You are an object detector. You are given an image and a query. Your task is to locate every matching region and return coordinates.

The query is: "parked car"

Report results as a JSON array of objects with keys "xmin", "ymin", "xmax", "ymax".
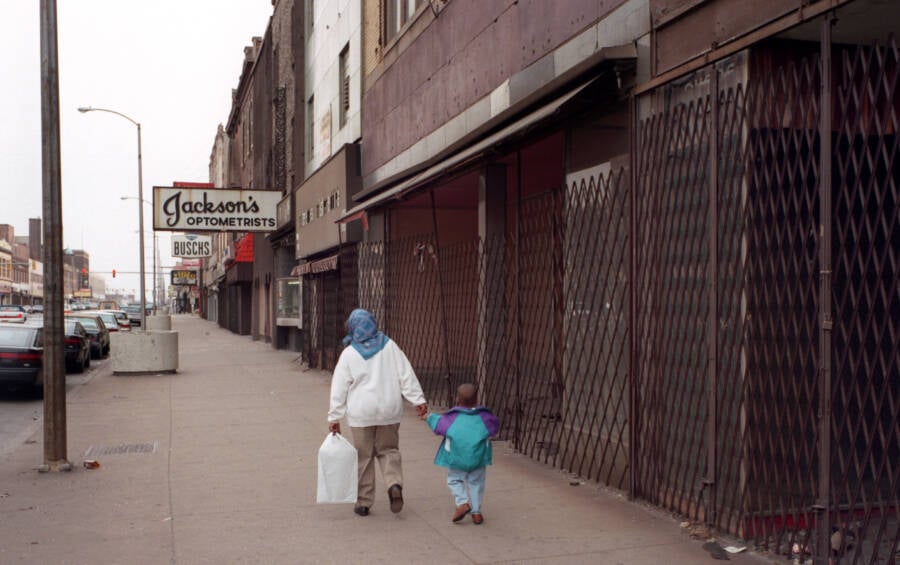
[
  {"xmin": 31, "ymin": 304, "xmax": 44, "ymax": 314},
  {"xmin": 0, "ymin": 324, "xmax": 43, "ymax": 395},
  {"xmin": 87, "ymin": 311, "xmax": 124, "ymax": 334},
  {"xmin": 122, "ymin": 304, "xmax": 143, "ymax": 328},
  {"xmin": 0, "ymin": 305, "xmax": 29, "ymax": 323},
  {"xmin": 66, "ymin": 314, "xmax": 109, "ymax": 359},
  {"xmin": 64, "ymin": 319, "xmax": 91, "ymax": 373},
  {"xmin": 101, "ymin": 310, "xmax": 132, "ymax": 332}
]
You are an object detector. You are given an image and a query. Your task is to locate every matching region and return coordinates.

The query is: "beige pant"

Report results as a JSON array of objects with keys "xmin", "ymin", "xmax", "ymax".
[{"xmin": 351, "ymin": 424, "xmax": 402, "ymax": 508}]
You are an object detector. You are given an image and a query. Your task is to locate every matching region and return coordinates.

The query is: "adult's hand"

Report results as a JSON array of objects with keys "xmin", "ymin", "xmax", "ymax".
[
  {"xmin": 415, "ymin": 403, "xmax": 428, "ymax": 419},
  {"xmin": 328, "ymin": 422, "xmax": 341, "ymax": 435}
]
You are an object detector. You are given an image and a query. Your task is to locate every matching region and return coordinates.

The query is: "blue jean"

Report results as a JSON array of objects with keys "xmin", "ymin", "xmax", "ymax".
[{"xmin": 447, "ymin": 467, "xmax": 486, "ymax": 513}]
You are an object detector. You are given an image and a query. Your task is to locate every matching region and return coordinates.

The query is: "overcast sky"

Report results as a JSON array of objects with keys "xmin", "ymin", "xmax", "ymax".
[{"xmin": 0, "ymin": 1, "xmax": 273, "ymax": 300}]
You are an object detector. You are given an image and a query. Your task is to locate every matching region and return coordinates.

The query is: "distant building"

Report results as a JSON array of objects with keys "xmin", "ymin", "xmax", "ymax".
[
  {"xmin": 28, "ymin": 218, "xmax": 41, "ymax": 260},
  {"xmin": 0, "ymin": 239, "xmax": 11, "ymax": 305},
  {"xmin": 0, "ymin": 225, "xmax": 34, "ymax": 305},
  {"xmin": 208, "ymin": 0, "xmax": 304, "ymax": 347},
  {"xmin": 12, "ymin": 243, "xmax": 29, "ymax": 304},
  {"xmin": 90, "ymin": 274, "xmax": 106, "ymax": 298}
]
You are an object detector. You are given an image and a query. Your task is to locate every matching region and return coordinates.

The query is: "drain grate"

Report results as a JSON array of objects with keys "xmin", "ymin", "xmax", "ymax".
[{"xmin": 84, "ymin": 442, "xmax": 158, "ymax": 458}]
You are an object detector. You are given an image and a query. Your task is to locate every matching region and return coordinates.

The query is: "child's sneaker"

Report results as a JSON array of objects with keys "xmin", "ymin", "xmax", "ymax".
[{"xmin": 471, "ymin": 513, "xmax": 484, "ymax": 525}]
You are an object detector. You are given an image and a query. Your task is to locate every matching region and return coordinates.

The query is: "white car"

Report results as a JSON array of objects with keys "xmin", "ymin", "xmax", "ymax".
[
  {"xmin": 101, "ymin": 310, "xmax": 132, "ymax": 331},
  {"xmin": 0, "ymin": 305, "xmax": 28, "ymax": 323}
]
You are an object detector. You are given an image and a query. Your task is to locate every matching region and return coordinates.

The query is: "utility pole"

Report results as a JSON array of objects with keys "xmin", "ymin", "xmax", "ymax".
[{"xmin": 39, "ymin": 0, "xmax": 71, "ymax": 472}]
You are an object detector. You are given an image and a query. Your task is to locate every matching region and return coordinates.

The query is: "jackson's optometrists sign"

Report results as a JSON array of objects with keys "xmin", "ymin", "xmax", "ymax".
[{"xmin": 153, "ymin": 186, "xmax": 281, "ymax": 232}]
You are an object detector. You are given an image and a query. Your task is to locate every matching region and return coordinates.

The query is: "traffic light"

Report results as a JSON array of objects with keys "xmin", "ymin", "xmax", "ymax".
[{"xmin": 112, "ymin": 269, "xmax": 116, "ymax": 278}]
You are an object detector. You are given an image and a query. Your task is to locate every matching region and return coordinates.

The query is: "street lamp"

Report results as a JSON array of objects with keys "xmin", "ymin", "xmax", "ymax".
[
  {"xmin": 78, "ymin": 106, "xmax": 146, "ymax": 329},
  {"xmin": 122, "ymin": 196, "xmax": 158, "ymax": 315}
]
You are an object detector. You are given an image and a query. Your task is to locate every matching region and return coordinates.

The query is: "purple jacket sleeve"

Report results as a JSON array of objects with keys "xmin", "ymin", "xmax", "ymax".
[
  {"xmin": 432, "ymin": 411, "xmax": 459, "ymax": 437},
  {"xmin": 480, "ymin": 411, "xmax": 500, "ymax": 437}
]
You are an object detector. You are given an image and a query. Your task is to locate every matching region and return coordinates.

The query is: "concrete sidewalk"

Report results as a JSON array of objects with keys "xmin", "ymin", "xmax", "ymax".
[{"xmin": 0, "ymin": 316, "xmax": 772, "ymax": 564}]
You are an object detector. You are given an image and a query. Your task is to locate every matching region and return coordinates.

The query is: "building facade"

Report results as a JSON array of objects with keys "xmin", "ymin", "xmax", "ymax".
[
  {"xmin": 294, "ymin": 0, "xmax": 364, "ymax": 369},
  {"xmin": 0, "ymin": 239, "xmax": 12, "ymax": 304},
  {"xmin": 339, "ymin": 1, "xmax": 897, "ymax": 564},
  {"xmin": 207, "ymin": 0, "xmax": 305, "ymax": 345},
  {"xmin": 203, "ymin": 1, "xmax": 897, "ymax": 562},
  {"xmin": 204, "ymin": 125, "xmax": 231, "ymax": 325}
]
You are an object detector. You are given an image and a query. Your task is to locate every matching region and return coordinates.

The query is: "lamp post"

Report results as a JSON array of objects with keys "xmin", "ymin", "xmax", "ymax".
[
  {"xmin": 122, "ymin": 196, "xmax": 157, "ymax": 315},
  {"xmin": 78, "ymin": 106, "xmax": 146, "ymax": 329}
]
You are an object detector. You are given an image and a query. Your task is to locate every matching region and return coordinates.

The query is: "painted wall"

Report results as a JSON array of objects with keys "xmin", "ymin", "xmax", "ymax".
[
  {"xmin": 296, "ymin": 145, "xmax": 362, "ymax": 258},
  {"xmin": 361, "ymin": 0, "xmax": 631, "ymax": 181},
  {"xmin": 305, "ymin": 0, "xmax": 362, "ymax": 177},
  {"xmin": 648, "ymin": 0, "xmax": 844, "ymax": 75}
]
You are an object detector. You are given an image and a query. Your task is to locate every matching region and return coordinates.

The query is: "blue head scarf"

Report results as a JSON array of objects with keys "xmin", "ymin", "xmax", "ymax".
[{"xmin": 342, "ymin": 309, "xmax": 388, "ymax": 360}]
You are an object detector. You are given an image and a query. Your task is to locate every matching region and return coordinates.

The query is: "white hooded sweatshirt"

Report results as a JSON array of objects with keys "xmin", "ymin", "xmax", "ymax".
[{"xmin": 328, "ymin": 339, "xmax": 426, "ymax": 427}]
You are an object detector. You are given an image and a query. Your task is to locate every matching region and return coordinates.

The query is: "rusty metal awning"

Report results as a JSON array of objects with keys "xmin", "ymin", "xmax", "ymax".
[{"xmin": 290, "ymin": 254, "xmax": 339, "ymax": 276}]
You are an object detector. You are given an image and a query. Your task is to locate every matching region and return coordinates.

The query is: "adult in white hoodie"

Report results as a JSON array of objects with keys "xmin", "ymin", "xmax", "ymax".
[{"xmin": 328, "ymin": 309, "xmax": 427, "ymax": 516}]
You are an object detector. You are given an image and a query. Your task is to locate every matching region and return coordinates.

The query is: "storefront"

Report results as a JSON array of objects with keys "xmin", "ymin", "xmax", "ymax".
[
  {"xmin": 270, "ymin": 192, "xmax": 301, "ymax": 351},
  {"xmin": 222, "ymin": 234, "xmax": 254, "ymax": 335},
  {"xmin": 295, "ymin": 143, "xmax": 364, "ymax": 369}
]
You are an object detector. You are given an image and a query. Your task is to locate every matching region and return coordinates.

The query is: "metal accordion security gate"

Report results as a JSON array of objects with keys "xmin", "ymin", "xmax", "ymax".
[
  {"xmin": 348, "ymin": 27, "xmax": 896, "ymax": 565},
  {"xmin": 634, "ymin": 29, "xmax": 898, "ymax": 565}
]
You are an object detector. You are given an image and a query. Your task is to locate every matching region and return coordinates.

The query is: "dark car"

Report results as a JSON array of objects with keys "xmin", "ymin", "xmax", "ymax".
[
  {"xmin": 67, "ymin": 314, "xmax": 109, "ymax": 359},
  {"xmin": 0, "ymin": 324, "xmax": 43, "ymax": 395},
  {"xmin": 64, "ymin": 319, "xmax": 91, "ymax": 373},
  {"xmin": 122, "ymin": 304, "xmax": 142, "ymax": 328}
]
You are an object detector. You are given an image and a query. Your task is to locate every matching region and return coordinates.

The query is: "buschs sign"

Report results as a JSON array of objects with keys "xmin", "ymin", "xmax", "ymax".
[
  {"xmin": 171, "ymin": 234, "xmax": 212, "ymax": 258},
  {"xmin": 153, "ymin": 186, "xmax": 281, "ymax": 232},
  {"xmin": 171, "ymin": 269, "xmax": 198, "ymax": 286}
]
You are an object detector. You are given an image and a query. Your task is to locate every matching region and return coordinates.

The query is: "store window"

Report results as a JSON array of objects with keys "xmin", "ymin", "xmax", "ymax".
[{"xmin": 276, "ymin": 277, "xmax": 302, "ymax": 327}]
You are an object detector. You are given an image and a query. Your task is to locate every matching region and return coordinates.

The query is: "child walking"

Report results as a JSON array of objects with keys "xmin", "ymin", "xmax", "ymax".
[{"xmin": 423, "ymin": 383, "xmax": 500, "ymax": 524}]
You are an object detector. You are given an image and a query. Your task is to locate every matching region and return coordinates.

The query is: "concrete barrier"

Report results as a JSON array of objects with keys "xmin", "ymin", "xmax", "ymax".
[
  {"xmin": 110, "ymin": 330, "xmax": 179, "ymax": 374},
  {"xmin": 146, "ymin": 315, "xmax": 172, "ymax": 331}
]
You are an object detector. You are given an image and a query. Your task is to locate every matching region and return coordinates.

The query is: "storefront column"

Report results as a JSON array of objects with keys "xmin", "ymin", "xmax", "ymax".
[{"xmin": 477, "ymin": 164, "xmax": 507, "ymax": 401}]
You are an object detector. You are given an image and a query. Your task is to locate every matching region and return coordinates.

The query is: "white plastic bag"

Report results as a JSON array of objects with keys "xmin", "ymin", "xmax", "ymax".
[{"xmin": 316, "ymin": 433, "xmax": 358, "ymax": 504}]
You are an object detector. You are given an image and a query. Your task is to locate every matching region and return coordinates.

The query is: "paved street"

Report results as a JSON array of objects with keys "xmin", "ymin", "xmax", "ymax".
[
  {"xmin": 0, "ymin": 358, "xmax": 100, "ymax": 457},
  {"xmin": 0, "ymin": 315, "xmax": 774, "ymax": 564}
]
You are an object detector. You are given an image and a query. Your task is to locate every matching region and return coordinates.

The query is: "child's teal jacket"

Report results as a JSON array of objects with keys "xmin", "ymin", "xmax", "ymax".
[{"xmin": 426, "ymin": 407, "xmax": 500, "ymax": 472}]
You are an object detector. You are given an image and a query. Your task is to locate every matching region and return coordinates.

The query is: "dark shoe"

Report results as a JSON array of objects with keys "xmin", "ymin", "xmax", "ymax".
[
  {"xmin": 388, "ymin": 484, "xmax": 403, "ymax": 513},
  {"xmin": 452, "ymin": 503, "xmax": 471, "ymax": 522},
  {"xmin": 471, "ymin": 512, "xmax": 484, "ymax": 525},
  {"xmin": 354, "ymin": 506, "xmax": 369, "ymax": 517}
]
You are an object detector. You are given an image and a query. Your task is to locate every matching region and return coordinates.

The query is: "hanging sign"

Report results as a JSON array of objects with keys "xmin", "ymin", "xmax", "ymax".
[
  {"xmin": 171, "ymin": 234, "xmax": 212, "ymax": 258},
  {"xmin": 153, "ymin": 186, "xmax": 281, "ymax": 232},
  {"xmin": 171, "ymin": 269, "xmax": 198, "ymax": 286}
]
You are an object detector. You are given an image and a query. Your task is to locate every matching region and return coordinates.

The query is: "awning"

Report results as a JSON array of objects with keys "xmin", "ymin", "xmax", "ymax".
[
  {"xmin": 338, "ymin": 59, "xmax": 630, "ymax": 223},
  {"xmin": 290, "ymin": 253, "xmax": 339, "ymax": 277},
  {"xmin": 234, "ymin": 233, "xmax": 254, "ymax": 262}
]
